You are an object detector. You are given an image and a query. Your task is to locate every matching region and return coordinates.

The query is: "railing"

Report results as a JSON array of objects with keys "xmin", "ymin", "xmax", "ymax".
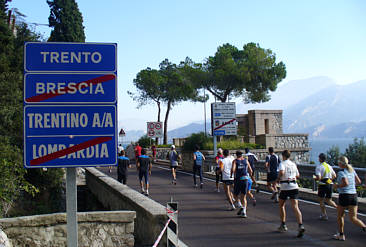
[{"xmin": 201, "ymin": 155, "xmax": 366, "ymax": 195}]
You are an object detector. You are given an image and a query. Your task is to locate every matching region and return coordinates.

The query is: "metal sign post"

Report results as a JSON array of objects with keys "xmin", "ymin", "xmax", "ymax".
[{"xmin": 66, "ymin": 168, "xmax": 78, "ymax": 247}]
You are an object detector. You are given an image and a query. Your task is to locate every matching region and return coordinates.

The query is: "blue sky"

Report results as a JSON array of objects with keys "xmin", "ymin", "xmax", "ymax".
[{"xmin": 10, "ymin": 0, "xmax": 366, "ymax": 132}]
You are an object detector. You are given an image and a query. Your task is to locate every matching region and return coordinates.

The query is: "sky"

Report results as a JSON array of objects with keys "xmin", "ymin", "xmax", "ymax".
[{"xmin": 10, "ymin": 0, "xmax": 366, "ymax": 133}]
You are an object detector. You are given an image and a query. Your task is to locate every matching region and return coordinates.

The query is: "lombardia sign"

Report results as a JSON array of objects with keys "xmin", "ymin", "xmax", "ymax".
[{"xmin": 24, "ymin": 42, "xmax": 117, "ymax": 168}]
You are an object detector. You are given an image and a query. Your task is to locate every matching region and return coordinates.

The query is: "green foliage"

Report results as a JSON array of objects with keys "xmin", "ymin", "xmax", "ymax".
[
  {"xmin": 326, "ymin": 145, "xmax": 340, "ymax": 166},
  {"xmin": 182, "ymin": 133, "xmax": 261, "ymax": 151},
  {"xmin": 344, "ymin": 138, "xmax": 366, "ymax": 168},
  {"xmin": 47, "ymin": 0, "xmax": 85, "ymax": 42},
  {"xmin": 131, "ymin": 59, "xmax": 207, "ymax": 144},
  {"xmin": 183, "ymin": 132, "xmax": 211, "ymax": 151},
  {"xmin": 182, "ymin": 43, "xmax": 286, "ymax": 103},
  {"xmin": 137, "ymin": 135, "xmax": 153, "ymax": 148},
  {"xmin": 0, "ymin": 137, "xmax": 38, "ymax": 217},
  {"xmin": 0, "ymin": 5, "xmax": 13, "ymax": 73},
  {"xmin": 204, "ymin": 139, "xmax": 261, "ymax": 151}
]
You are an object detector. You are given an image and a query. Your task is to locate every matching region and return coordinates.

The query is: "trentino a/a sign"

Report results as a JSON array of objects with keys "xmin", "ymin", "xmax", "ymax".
[
  {"xmin": 24, "ymin": 42, "xmax": 117, "ymax": 168},
  {"xmin": 211, "ymin": 102, "xmax": 237, "ymax": 136}
]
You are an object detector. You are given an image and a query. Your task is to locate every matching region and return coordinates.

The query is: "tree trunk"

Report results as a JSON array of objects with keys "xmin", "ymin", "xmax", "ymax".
[
  {"xmin": 163, "ymin": 100, "xmax": 172, "ymax": 144},
  {"xmin": 156, "ymin": 101, "xmax": 161, "ymax": 144}
]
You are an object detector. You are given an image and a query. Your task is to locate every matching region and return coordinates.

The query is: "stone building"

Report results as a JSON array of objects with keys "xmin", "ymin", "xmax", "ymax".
[{"xmin": 237, "ymin": 110, "xmax": 310, "ymax": 163}]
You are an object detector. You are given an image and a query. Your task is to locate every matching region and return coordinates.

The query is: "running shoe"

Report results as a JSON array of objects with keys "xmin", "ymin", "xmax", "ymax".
[
  {"xmin": 194, "ymin": 184, "xmax": 198, "ymax": 188},
  {"xmin": 216, "ymin": 188, "xmax": 220, "ymax": 192},
  {"xmin": 333, "ymin": 233, "xmax": 345, "ymax": 241},
  {"xmin": 270, "ymin": 193, "xmax": 275, "ymax": 200},
  {"xmin": 200, "ymin": 183, "xmax": 203, "ymax": 189},
  {"xmin": 278, "ymin": 224, "xmax": 288, "ymax": 232},
  {"xmin": 252, "ymin": 198, "xmax": 257, "ymax": 207},
  {"xmin": 237, "ymin": 207, "xmax": 243, "ymax": 215},
  {"xmin": 173, "ymin": 179, "xmax": 177, "ymax": 185},
  {"xmin": 319, "ymin": 214, "xmax": 328, "ymax": 221},
  {"xmin": 145, "ymin": 191, "xmax": 149, "ymax": 197},
  {"xmin": 235, "ymin": 201, "xmax": 243, "ymax": 208},
  {"xmin": 228, "ymin": 204, "xmax": 236, "ymax": 211},
  {"xmin": 297, "ymin": 225, "xmax": 305, "ymax": 238},
  {"xmin": 274, "ymin": 193, "xmax": 279, "ymax": 203}
]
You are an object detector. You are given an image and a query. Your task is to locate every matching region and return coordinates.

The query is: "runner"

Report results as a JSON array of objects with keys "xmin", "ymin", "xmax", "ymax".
[
  {"xmin": 117, "ymin": 150, "xmax": 131, "ymax": 185},
  {"xmin": 245, "ymin": 148, "xmax": 258, "ymax": 173},
  {"xmin": 245, "ymin": 148, "xmax": 258, "ymax": 205},
  {"xmin": 277, "ymin": 150, "xmax": 305, "ymax": 238},
  {"xmin": 333, "ymin": 156, "xmax": 366, "ymax": 241},
  {"xmin": 265, "ymin": 147, "xmax": 281, "ymax": 203},
  {"xmin": 215, "ymin": 148, "xmax": 224, "ymax": 192},
  {"xmin": 193, "ymin": 145, "xmax": 205, "ymax": 188},
  {"xmin": 314, "ymin": 153, "xmax": 337, "ymax": 220},
  {"xmin": 151, "ymin": 144, "xmax": 157, "ymax": 161},
  {"xmin": 134, "ymin": 142, "xmax": 142, "ymax": 163},
  {"xmin": 167, "ymin": 145, "xmax": 180, "ymax": 185},
  {"xmin": 219, "ymin": 149, "xmax": 235, "ymax": 210},
  {"xmin": 232, "ymin": 151, "xmax": 254, "ymax": 218},
  {"xmin": 136, "ymin": 148, "xmax": 152, "ymax": 196}
]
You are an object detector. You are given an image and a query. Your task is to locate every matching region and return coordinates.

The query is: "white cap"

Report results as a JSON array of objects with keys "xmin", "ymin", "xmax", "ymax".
[{"xmin": 171, "ymin": 145, "xmax": 175, "ymax": 149}]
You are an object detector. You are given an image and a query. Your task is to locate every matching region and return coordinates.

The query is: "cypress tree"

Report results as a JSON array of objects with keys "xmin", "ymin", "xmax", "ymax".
[
  {"xmin": 47, "ymin": 0, "xmax": 86, "ymax": 42},
  {"xmin": 0, "ymin": 0, "xmax": 13, "ymax": 72}
]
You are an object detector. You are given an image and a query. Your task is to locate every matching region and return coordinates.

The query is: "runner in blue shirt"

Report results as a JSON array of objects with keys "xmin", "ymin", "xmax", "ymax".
[
  {"xmin": 333, "ymin": 156, "xmax": 366, "ymax": 241},
  {"xmin": 117, "ymin": 150, "xmax": 131, "ymax": 184},
  {"xmin": 137, "ymin": 148, "xmax": 152, "ymax": 196},
  {"xmin": 193, "ymin": 145, "xmax": 205, "ymax": 189},
  {"xmin": 265, "ymin": 147, "xmax": 281, "ymax": 203}
]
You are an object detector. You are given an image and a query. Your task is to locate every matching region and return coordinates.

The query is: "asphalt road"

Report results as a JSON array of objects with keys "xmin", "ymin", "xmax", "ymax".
[{"xmin": 99, "ymin": 164, "xmax": 366, "ymax": 247}]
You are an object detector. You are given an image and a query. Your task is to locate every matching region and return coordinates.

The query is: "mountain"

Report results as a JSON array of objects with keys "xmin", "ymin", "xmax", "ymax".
[
  {"xmin": 284, "ymin": 79, "xmax": 366, "ymax": 134},
  {"xmin": 167, "ymin": 122, "xmax": 211, "ymax": 142},
  {"xmin": 301, "ymin": 121, "xmax": 366, "ymax": 139},
  {"xmin": 237, "ymin": 76, "xmax": 336, "ymax": 112}
]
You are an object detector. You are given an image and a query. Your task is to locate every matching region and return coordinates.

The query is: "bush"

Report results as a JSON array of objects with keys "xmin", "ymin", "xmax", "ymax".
[
  {"xmin": 183, "ymin": 132, "xmax": 211, "ymax": 151},
  {"xmin": 326, "ymin": 145, "xmax": 340, "ymax": 166},
  {"xmin": 183, "ymin": 132, "xmax": 262, "ymax": 151},
  {"xmin": 344, "ymin": 138, "xmax": 366, "ymax": 168},
  {"xmin": 137, "ymin": 135, "xmax": 153, "ymax": 148}
]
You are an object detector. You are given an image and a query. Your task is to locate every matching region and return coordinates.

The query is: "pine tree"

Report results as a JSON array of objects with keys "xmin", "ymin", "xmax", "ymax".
[{"xmin": 47, "ymin": 0, "xmax": 86, "ymax": 42}]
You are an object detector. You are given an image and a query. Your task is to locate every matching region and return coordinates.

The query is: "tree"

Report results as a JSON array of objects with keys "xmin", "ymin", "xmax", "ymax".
[
  {"xmin": 128, "ymin": 68, "xmax": 164, "ymax": 122},
  {"xmin": 326, "ymin": 145, "xmax": 340, "ymax": 166},
  {"xmin": 0, "ymin": 0, "xmax": 13, "ymax": 73},
  {"xmin": 344, "ymin": 138, "xmax": 366, "ymax": 168},
  {"xmin": 183, "ymin": 43, "xmax": 286, "ymax": 103},
  {"xmin": 47, "ymin": 0, "xmax": 85, "ymax": 42},
  {"xmin": 131, "ymin": 59, "xmax": 207, "ymax": 144}
]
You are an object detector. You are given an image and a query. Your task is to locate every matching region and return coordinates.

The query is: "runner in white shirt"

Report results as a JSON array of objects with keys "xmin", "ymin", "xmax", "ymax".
[
  {"xmin": 277, "ymin": 150, "xmax": 305, "ymax": 238},
  {"xmin": 219, "ymin": 149, "xmax": 235, "ymax": 210}
]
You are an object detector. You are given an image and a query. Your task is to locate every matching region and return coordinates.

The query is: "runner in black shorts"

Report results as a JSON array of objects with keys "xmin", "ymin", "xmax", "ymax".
[
  {"xmin": 333, "ymin": 156, "xmax": 366, "ymax": 241},
  {"xmin": 277, "ymin": 150, "xmax": 305, "ymax": 238}
]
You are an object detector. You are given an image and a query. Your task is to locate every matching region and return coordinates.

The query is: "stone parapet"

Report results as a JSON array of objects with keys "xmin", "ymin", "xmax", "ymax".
[
  {"xmin": 0, "ymin": 211, "xmax": 135, "ymax": 247},
  {"xmin": 85, "ymin": 167, "xmax": 168, "ymax": 247}
]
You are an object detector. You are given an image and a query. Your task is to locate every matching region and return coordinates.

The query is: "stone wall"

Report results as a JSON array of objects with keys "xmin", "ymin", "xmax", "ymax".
[
  {"xmin": 85, "ymin": 167, "xmax": 168, "ymax": 247},
  {"xmin": 0, "ymin": 211, "xmax": 135, "ymax": 247},
  {"xmin": 274, "ymin": 134, "xmax": 309, "ymax": 149}
]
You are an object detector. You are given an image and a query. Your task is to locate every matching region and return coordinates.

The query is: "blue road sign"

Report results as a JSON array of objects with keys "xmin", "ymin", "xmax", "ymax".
[
  {"xmin": 213, "ymin": 130, "xmax": 225, "ymax": 136},
  {"xmin": 24, "ymin": 105, "xmax": 117, "ymax": 168},
  {"xmin": 24, "ymin": 42, "xmax": 116, "ymax": 72},
  {"xmin": 24, "ymin": 73, "xmax": 117, "ymax": 104}
]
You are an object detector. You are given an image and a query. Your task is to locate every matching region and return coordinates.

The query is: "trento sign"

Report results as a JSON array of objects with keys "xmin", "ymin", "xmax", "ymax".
[
  {"xmin": 24, "ymin": 42, "xmax": 116, "ymax": 72},
  {"xmin": 24, "ymin": 42, "xmax": 117, "ymax": 168}
]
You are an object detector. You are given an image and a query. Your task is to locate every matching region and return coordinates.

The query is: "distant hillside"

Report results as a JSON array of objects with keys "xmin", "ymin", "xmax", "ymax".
[
  {"xmin": 238, "ymin": 76, "xmax": 336, "ymax": 112},
  {"xmin": 284, "ymin": 79, "xmax": 366, "ymax": 134},
  {"xmin": 167, "ymin": 122, "xmax": 211, "ymax": 142},
  {"xmin": 302, "ymin": 121, "xmax": 366, "ymax": 139}
]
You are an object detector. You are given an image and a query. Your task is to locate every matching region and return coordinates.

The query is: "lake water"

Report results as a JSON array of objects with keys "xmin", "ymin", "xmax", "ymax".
[{"xmin": 309, "ymin": 138, "xmax": 355, "ymax": 162}]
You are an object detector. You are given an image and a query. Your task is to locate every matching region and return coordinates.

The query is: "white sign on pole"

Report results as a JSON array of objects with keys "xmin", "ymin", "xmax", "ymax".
[
  {"xmin": 211, "ymin": 102, "xmax": 237, "ymax": 136},
  {"xmin": 147, "ymin": 122, "xmax": 163, "ymax": 138}
]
